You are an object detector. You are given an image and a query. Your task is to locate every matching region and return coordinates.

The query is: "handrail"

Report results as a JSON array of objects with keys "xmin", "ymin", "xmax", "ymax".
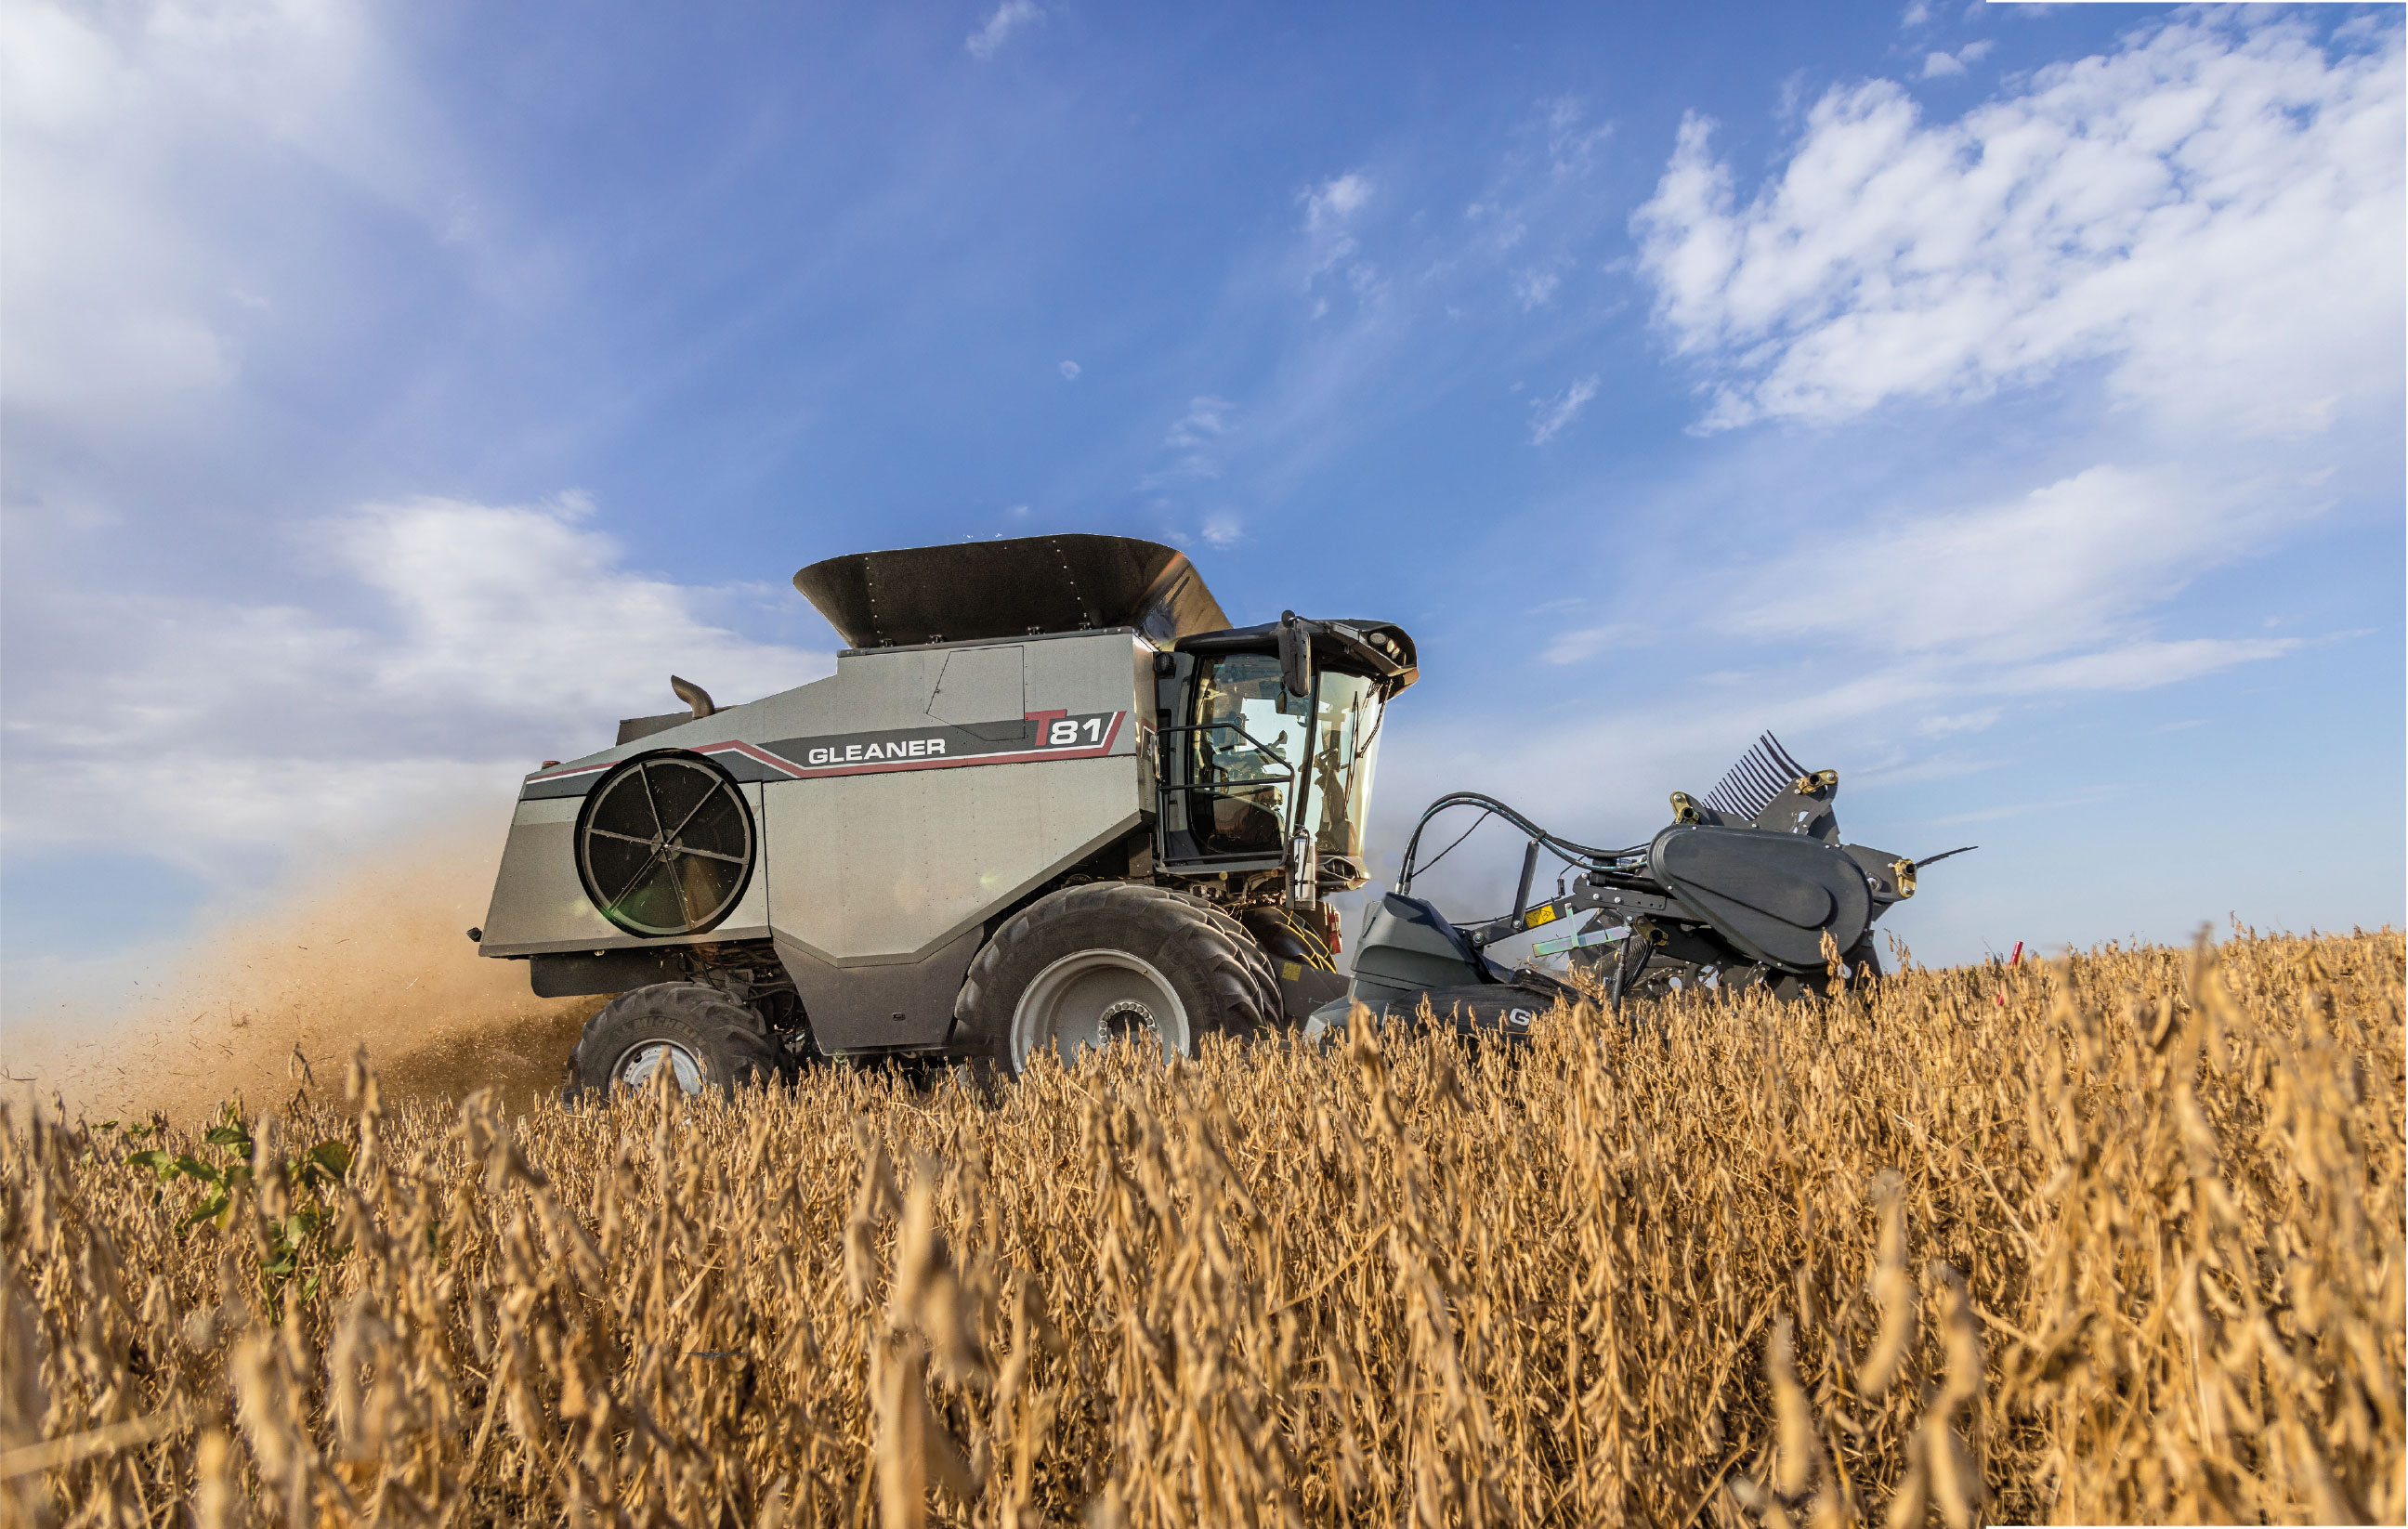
[{"xmin": 1155, "ymin": 719, "xmax": 1301, "ymax": 791}]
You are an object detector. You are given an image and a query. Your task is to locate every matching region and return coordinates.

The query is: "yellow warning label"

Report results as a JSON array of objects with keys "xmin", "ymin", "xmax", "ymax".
[
  {"xmin": 1526, "ymin": 904, "xmax": 1558, "ymax": 928},
  {"xmin": 1280, "ymin": 961, "xmax": 1303, "ymax": 981}
]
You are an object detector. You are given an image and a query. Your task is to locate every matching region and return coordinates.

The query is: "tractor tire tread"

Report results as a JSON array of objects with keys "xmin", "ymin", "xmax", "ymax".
[{"xmin": 569, "ymin": 981, "xmax": 779, "ymax": 1095}]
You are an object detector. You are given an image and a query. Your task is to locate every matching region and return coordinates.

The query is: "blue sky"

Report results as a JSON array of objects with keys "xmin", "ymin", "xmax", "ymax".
[{"xmin": 3, "ymin": 1, "xmax": 2401, "ymax": 1006}]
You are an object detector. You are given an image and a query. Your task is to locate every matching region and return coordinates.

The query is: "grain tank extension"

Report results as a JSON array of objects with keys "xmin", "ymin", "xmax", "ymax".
[{"xmin": 475, "ymin": 534, "xmax": 1414, "ymax": 1089}]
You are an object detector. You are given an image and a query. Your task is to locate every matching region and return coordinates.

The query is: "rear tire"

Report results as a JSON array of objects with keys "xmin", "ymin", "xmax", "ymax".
[
  {"xmin": 955, "ymin": 883, "xmax": 1280, "ymax": 1078},
  {"xmin": 568, "ymin": 982, "xmax": 780, "ymax": 1096}
]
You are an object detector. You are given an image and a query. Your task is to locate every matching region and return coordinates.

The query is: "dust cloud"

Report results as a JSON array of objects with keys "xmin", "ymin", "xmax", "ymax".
[{"xmin": 2, "ymin": 815, "xmax": 602, "ymax": 1125}]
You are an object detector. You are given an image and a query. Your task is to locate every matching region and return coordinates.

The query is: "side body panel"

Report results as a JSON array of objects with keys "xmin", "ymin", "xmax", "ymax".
[
  {"xmin": 480, "ymin": 785, "xmax": 771, "ymax": 957},
  {"xmin": 762, "ymin": 752, "xmax": 1143, "ymax": 964},
  {"xmin": 480, "ymin": 629, "xmax": 1156, "ymax": 1050}
]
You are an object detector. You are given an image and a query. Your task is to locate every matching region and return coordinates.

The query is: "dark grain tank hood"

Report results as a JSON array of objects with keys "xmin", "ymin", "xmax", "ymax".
[{"xmin": 794, "ymin": 533, "xmax": 1233, "ymax": 650}]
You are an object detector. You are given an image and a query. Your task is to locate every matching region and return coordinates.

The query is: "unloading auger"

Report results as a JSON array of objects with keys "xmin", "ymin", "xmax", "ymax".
[{"xmin": 1311, "ymin": 734, "xmax": 1974, "ymax": 1035}]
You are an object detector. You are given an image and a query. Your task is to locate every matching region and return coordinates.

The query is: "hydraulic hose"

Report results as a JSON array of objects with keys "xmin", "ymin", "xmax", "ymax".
[{"xmin": 1394, "ymin": 792, "xmax": 1645, "ymax": 895}]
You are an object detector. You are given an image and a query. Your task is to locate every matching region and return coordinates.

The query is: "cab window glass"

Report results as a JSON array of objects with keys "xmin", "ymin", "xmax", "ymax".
[
  {"xmin": 1188, "ymin": 655, "xmax": 1307, "ymax": 856},
  {"xmin": 1308, "ymin": 672, "xmax": 1383, "ymax": 864}
]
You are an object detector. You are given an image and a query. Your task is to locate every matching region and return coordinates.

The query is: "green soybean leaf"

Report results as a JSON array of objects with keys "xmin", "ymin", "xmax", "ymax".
[{"xmin": 305, "ymin": 1142, "xmax": 352, "ymax": 1180}]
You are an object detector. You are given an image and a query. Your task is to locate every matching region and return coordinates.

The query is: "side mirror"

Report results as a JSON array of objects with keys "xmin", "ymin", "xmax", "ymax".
[{"xmin": 1277, "ymin": 610, "xmax": 1313, "ymax": 700}]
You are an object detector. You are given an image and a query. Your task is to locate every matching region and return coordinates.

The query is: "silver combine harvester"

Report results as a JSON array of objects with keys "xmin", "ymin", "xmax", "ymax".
[
  {"xmin": 475, "ymin": 534, "xmax": 1405, "ymax": 1090},
  {"xmin": 473, "ymin": 533, "xmax": 1963, "ymax": 1091}
]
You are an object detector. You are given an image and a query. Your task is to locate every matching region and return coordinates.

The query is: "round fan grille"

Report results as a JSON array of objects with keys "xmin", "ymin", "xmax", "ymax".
[{"xmin": 575, "ymin": 752, "xmax": 755, "ymax": 937}]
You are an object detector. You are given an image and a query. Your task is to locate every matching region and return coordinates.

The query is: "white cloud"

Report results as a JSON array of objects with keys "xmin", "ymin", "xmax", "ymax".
[
  {"xmin": 1200, "ymin": 515, "xmax": 1244, "ymax": 550},
  {"xmin": 1058, "ymin": 359, "xmax": 1080, "ymax": 380},
  {"xmin": 1528, "ymin": 374, "xmax": 1599, "ymax": 444},
  {"xmin": 1304, "ymin": 172, "xmax": 1373, "ymax": 229},
  {"xmin": 965, "ymin": 0, "xmax": 1042, "ymax": 61},
  {"xmin": 1632, "ymin": 15, "xmax": 2405, "ymax": 436},
  {"xmin": 0, "ymin": 496, "xmax": 831, "ymax": 880},
  {"xmin": 1922, "ymin": 39, "xmax": 1994, "ymax": 79}
]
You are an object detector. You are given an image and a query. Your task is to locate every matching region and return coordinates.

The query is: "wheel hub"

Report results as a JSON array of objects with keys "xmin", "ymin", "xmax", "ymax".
[
  {"xmin": 1011, "ymin": 949, "xmax": 1192, "ymax": 1072},
  {"xmin": 614, "ymin": 1039, "xmax": 702, "ymax": 1095}
]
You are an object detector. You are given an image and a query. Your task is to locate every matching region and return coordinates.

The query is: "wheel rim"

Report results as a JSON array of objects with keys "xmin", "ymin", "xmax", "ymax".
[
  {"xmin": 614, "ymin": 1039, "xmax": 703, "ymax": 1094},
  {"xmin": 1010, "ymin": 949, "xmax": 1191, "ymax": 1072}
]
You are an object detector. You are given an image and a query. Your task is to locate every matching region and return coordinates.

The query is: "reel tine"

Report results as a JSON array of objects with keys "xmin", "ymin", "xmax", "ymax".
[
  {"xmin": 1739, "ymin": 758, "xmax": 1783, "ymax": 813},
  {"xmin": 1708, "ymin": 760, "xmax": 1760, "ymax": 817},
  {"xmin": 1699, "ymin": 731, "xmax": 1823, "ymax": 823}
]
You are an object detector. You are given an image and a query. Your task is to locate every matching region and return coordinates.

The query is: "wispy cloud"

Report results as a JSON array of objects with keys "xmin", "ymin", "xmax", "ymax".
[
  {"xmin": 1511, "ymin": 268, "xmax": 1561, "ymax": 310},
  {"xmin": 1057, "ymin": 359, "xmax": 1080, "ymax": 380},
  {"xmin": 1719, "ymin": 464, "xmax": 2296, "ymax": 669},
  {"xmin": 1852, "ymin": 749, "xmax": 2006, "ymax": 789},
  {"xmin": 1538, "ymin": 624, "xmax": 1639, "ymax": 665},
  {"xmin": 965, "ymin": 0, "xmax": 1042, "ymax": 61},
  {"xmin": 1529, "ymin": 374, "xmax": 1598, "ymax": 444},
  {"xmin": 1200, "ymin": 514, "xmax": 1244, "ymax": 550},
  {"xmin": 1928, "ymin": 786, "xmax": 2120, "ymax": 829},
  {"xmin": 1539, "ymin": 96, "xmax": 1613, "ymax": 176},
  {"xmin": 1917, "ymin": 708, "xmax": 1999, "ymax": 737},
  {"xmin": 1299, "ymin": 170, "xmax": 1377, "ymax": 304},
  {"xmin": 1142, "ymin": 395, "xmax": 1238, "ymax": 484},
  {"xmin": 1303, "ymin": 172, "xmax": 1373, "ymax": 230},
  {"xmin": 1164, "ymin": 396, "xmax": 1234, "ymax": 452},
  {"xmin": 1998, "ymin": 638, "xmax": 2302, "ymax": 695}
]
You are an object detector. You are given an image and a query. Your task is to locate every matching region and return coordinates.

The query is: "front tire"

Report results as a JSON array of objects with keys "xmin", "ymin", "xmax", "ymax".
[
  {"xmin": 568, "ymin": 982, "xmax": 780, "ymax": 1096},
  {"xmin": 955, "ymin": 884, "xmax": 1280, "ymax": 1078}
]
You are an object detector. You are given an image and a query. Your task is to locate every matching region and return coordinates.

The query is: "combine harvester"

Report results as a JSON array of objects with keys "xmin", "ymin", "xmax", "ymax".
[{"xmin": 469, "ymin": 535, "xmax": 1965, "ymax": 1091}]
